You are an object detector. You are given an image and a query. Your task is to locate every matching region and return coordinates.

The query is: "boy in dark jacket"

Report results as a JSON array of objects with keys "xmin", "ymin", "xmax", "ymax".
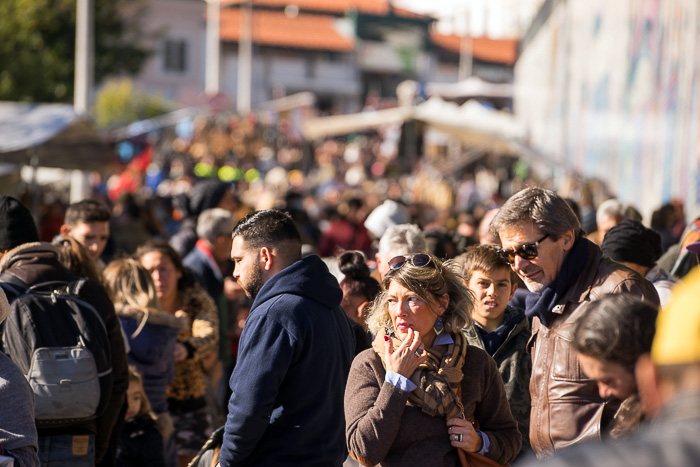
[{"xmin": 455, "ymin": 244, "xmax": 532, "ymax": 459}]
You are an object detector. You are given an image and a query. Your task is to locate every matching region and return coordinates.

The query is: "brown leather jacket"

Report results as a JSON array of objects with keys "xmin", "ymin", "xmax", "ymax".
[{"xmin": 528, "ymin": 241, "xmax": 659, "ymax": 458}]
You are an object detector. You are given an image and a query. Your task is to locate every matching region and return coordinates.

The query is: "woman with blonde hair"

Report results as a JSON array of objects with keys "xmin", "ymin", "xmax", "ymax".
[
  {"xmin": 345, "ymin": 253, "xmax": 520, "ymax": 466},
  {"xmin": 104, "ymin": 258, "xmax": 187, "ymax": 465}
]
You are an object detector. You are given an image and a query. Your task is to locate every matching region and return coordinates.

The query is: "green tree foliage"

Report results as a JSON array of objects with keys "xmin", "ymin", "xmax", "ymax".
[
  {"xmin": 0, "ymin": 0, "xmax": 151, "ymax": 102},
  {"xmin": 94, "ymin": 78, "xmax": 172, "ymax": 129}
]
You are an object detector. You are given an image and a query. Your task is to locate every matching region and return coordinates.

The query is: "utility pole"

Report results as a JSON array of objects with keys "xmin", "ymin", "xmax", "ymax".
[
  {"xmin": 74, "ymin": 0, "xmax": 93, "ymax": 115},
  {"xmin": 237, "ymin": 0, "xmax": 253, "ymax": 114},
  {"xmin": 72, "ymin": 0, "xmax": 93, "ymax": 202},
  {"xmin": 205, "ymin": 0, "xmax": 221, "ymax": 94},
  {"xmin": 458, "ymin": 6, "xmax": 472, "ymax": 81}
]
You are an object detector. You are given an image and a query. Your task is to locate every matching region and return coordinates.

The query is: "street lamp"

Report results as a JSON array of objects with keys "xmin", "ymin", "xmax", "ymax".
[
  {"xmin": 205, "ymin": 0, "xmax": 221, "ymax": 94},
  {"xmin": 237, "ymin": 0, "xmax": 252, "ymax": 114},
  {"xmin": 72, "ymin": 0, "xmax": 93, "ymax": 202}
]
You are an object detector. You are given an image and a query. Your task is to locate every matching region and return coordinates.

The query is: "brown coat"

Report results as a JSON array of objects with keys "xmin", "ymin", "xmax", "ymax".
[
  {"xmin": 345, "ymin": 345, "xmax": 521, "ymax": 467},
  {"xmin": 528, "ymin": 242, "xmax": 659, "ymax": 458}
]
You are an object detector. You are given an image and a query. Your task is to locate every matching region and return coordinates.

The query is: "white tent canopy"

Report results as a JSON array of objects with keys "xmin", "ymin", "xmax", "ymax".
[
  {"xmin": 301, "ymin": 107, "xmax": 412, "ymax": 141},
  {"xmin": 0, "ymin": 102, "xmax": 113, "ymax": 171},
  {"xmin": 301, "ymin": 97, "xmax": 527, "ymax": 155},
  {"xmin": 424, "ymin": 76, "xmax": 514, "ymax": 100}
]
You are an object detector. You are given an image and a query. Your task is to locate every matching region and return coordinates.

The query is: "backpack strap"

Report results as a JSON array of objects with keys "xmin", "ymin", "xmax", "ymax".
[{"xmin": 0, "ymin": 272, "xmax": 29, "ymax": 301}]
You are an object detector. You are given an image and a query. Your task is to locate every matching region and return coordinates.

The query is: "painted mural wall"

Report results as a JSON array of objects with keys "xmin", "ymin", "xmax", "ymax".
[{"xmin": 515, "ymin": 0, "xmax": 700, "ymax": 219}]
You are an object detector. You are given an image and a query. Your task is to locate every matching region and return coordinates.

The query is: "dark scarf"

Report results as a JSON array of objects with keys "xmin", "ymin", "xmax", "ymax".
[
  {"xmin": 524, "ymin": 237, "xmax": 590, "ymax": 327},
  {"xmin": 474, "ymin": 308, "xmax": 521, "ymax": 355}
]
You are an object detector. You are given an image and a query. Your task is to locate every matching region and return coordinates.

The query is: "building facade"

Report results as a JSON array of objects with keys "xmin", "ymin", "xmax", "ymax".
[{"xmin": 515, "ymin": 0, "xmax": 700, "ymax": 219}]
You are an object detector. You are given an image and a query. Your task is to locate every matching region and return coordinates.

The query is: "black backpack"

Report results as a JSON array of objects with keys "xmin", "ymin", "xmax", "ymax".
[{"xmin": 1, "ymin": 279, "xmax": 113, "ymax": 428}]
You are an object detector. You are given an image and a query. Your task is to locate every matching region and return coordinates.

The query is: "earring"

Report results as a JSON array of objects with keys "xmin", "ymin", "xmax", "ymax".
[
  {"xmin": 385, "ymin": 325, "xmax": 395, "ymax": 338},
  {"xmin": 433, "ymin": 318, "xmax": 444, "ymax": 336}
]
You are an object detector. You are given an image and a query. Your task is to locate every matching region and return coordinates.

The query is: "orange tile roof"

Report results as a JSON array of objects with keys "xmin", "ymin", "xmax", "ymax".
[
  {"xmin": 220, "ymin": 9, "xmax": 355, "ymax": 51},
  {"xmin": 222, "ymin": 0, "xmax": 429, "ymax": 18},
  {"xmin": 430, "ymin": 31, "xmax": 518, "ymax": 65}
]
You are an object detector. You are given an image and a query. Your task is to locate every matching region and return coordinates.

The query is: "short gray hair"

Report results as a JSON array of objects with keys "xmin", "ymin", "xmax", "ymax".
[
  {"xmin": 197, "ymin": 208, "xmax": 234, "ymax": 242},
  {"xmin": 596, "ymin": 199, "xmax": 624, "ymax": 226},
  {"xmin": 491, "ymin": 187, "xmax": 582, "ymax": 239},
  {"xmin": 378, "ymin": 224, "xmax": 426, "ymax": 259}
]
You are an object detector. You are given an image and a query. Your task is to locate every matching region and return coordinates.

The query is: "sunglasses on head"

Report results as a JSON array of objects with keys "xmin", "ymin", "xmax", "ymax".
[
  {"xmin": 496, "ymin": 234, "xmax": 550, "ymax": 265},
  {"xmin": 388, "ymin": 253, "xmax": 432, "ymax": 271}
]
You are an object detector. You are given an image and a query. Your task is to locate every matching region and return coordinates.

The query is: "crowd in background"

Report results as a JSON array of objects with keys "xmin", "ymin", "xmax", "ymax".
[{"xmin": 2, "ymin": 113, "xmax": 700, "ymax": 467}]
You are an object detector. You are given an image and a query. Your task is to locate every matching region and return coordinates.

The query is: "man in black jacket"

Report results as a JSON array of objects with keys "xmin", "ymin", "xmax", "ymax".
[{"xmin": 0, "ymin": 195, "xmax": 128, "ymax": 467}]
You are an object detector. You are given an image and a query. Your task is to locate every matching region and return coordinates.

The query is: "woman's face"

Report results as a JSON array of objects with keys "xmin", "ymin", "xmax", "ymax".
[
  {"xmin": 140, "ymin": 251, "xmax": 181, "ymax": 302},
  {"xmin": 386, "ymin": 280, "xmax": 447, "ymax": 347},
  {"xmin": 125, "ymin": 381, "xmax": 142, "ymax": 419}
]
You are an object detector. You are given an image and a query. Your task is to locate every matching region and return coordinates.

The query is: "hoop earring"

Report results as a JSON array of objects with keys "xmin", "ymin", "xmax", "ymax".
[{"xmin": 433, "ymin": 318, "xmax": 444, "ymax": 336}]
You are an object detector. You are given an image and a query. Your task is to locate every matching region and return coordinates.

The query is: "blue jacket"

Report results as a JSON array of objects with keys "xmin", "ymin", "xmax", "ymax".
[
  {"xmin": 219, "ymin": 255, "xmax": 355, "ymax": 467},
  {"xmin": 183, "ymin": 244, "xmax": 223, "ymax": 303},
  {"xmin": 118, "ymin": 308, "xmax": 186, "ymax": 415}
]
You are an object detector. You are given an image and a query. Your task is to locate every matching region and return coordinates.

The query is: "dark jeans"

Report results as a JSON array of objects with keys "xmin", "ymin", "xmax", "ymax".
[{"xmin": 39, "ymin": 434, "xmax": 95, "ymax": 467}]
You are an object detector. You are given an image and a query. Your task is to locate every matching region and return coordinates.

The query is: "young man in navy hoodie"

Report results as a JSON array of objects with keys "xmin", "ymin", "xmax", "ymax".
[{"xmin": 220, "ymin": 209, "xmax": 355, "ymax": 466}]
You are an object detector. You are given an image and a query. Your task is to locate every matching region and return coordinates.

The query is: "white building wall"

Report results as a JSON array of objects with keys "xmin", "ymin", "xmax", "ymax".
[
  {"xmin": 222, "ymin": 49, "xmax": 361, "ymax": 112},
  {"xmin": 515, "ymin": 0, "xmax": 700, "ymax": 220},
  {"xmin": 131, "ymin": 0, "xmax": 206, "ymax": 105}
]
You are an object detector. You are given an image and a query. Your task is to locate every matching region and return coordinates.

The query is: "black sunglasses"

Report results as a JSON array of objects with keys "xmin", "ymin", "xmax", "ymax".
[
  {"xmin": 496, "ymin": 234, "xmax": 550, "ymax": 265},
  {"xmin": 388, "ymin": 253, "xmax": 432, "ymax": 271}
]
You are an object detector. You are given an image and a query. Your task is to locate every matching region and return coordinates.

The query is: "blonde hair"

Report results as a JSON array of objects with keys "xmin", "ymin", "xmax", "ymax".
[
  {"xmin": 366, "ymin": 254, "xmax": 474, "ymax": 337},
  {"xmin": 128, "ymin": 365, "xmax": 156, "ymax": 420},
  {"xmin": 103, "ymin": 258, "xmax": 160, "ymax": 337}
]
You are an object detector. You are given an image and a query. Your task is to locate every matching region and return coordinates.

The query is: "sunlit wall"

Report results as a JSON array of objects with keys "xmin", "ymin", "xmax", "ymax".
[{"xmin": 515, "ymin": 0, "xmax": 700, "ymax": 220}]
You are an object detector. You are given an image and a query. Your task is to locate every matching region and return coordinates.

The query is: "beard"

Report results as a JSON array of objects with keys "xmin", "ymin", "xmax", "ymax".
[{"xmin": 240, "ymin": 261, "xmax": 265, "ymax": 299}]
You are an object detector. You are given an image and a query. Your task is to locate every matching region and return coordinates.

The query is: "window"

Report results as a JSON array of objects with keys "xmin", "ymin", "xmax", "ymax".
[{"xmin": 164, "ymin": 39, "xmax": 187, "ymax": 73}]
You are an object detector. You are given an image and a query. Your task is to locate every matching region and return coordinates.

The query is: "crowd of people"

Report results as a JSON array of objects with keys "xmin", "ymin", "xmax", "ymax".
[{"xmin": 0, "ymin": 122, "xmax": 699, "ymax": 466}]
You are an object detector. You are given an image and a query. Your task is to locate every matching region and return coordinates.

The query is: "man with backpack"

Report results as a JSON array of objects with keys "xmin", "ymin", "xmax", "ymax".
[{"xmin": 0, "ymin": 196, "xmax": 128, "ymax": 467}]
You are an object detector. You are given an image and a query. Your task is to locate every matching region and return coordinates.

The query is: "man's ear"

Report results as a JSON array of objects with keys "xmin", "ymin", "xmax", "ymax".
[
  {"xmin": 561, "ymin": 229, "xmax": 576, "ymax": 251},
  {"xmin": 636, "ymin": 353, "xmax": 663, "ymax": 418},
  {"xmin": 59, "ymin": 224, "xmax": 71, "ymax": 236},
  {"xmin": 260, "ymin": 246, "xmax": 274, "ymax": 271},
  {"xmin": 508, "ymin": 282, "xmax": 518, "ymax": 301},
  {"xmin": 357, "ymin": 300, "xmax": 370, "ymax": 320}
]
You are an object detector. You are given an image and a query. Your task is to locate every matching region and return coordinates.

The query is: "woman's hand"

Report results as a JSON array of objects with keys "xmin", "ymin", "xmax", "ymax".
[
  {"xmin": 447, "ymin": 417, "xmax": 483, "ymax": 453},
  {"xmin": 174, "ymin": 342, "xmax": 188, "ymax": 362},
  {"xmin": 383, "ymin": 328, "xmax": 427, "ymax": 378}
]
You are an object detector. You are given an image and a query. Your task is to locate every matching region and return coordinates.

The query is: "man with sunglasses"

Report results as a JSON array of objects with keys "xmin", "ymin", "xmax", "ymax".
[{"xmin": 490, "ymin": 187, "xmax": 659, "ymax": 459}]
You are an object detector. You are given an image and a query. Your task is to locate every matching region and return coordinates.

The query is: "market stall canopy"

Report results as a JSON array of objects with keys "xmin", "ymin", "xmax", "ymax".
[
  {"xmin": 301, "ymin": 107, "xmax": 413, "ymax": 140},
  {"xmin": 425, "ymin": 76, "xmax": 514, "ymax": 100},
  {"xmin": 0, "ymin": 102, "xmax": 114, "ymax": 171},
  {"xmin": 302, "ymin": 97, "xmax": 527, "ymax": 154},
  {"xmin": 412, "ymin": 97, "xmax": 526, "ymax": 151}
]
